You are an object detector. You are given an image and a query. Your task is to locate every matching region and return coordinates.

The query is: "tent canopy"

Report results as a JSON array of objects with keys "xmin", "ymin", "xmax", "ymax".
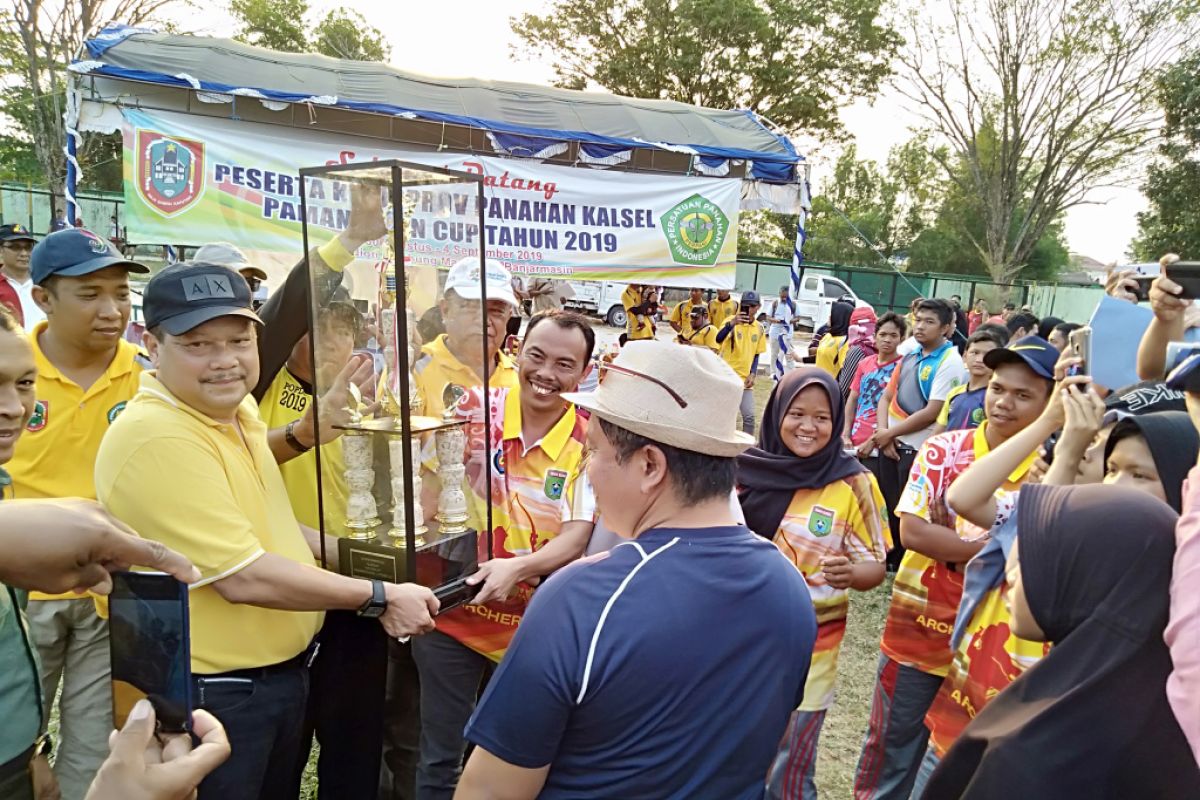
[{"xmin": 74, "ymin": 26, "xmax": 802, "ymax": 184}]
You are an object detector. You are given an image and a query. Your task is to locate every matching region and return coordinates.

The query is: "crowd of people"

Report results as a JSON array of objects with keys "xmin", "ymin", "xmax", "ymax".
[{"xmin": 1, "ymin": 192, "xmax": 1199, "ymax": 800}]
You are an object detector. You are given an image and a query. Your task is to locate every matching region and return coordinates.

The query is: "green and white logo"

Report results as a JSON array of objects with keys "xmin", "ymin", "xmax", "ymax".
[{"xmin": 660, "ymin": 193, "xmax": 730, "ymax": 266}]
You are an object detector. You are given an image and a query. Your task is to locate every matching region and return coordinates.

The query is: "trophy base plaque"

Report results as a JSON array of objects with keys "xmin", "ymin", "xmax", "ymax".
[{"xmin": 338, "ymin": 535, "xmax": 408, "ymax": 583}]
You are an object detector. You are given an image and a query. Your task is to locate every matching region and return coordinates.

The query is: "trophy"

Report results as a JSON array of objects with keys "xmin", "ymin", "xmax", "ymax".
[
  {"xmin": 342, "ymin": 430, "xmax": 381, "ymax": 536},
  {"xmin": 434, "ymin": 384, "xmax": 470, "ymax": 536},
  {"xmin": 389, "ymin": 437, "xmax": 427, "ymax": 546}
]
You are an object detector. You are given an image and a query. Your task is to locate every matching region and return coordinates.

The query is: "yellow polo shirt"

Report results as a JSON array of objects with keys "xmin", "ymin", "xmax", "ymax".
[
  {"xmin": 720, "ymin": 321, "xmax": 767, "ymax": 380},
  {"xmin": 10, "ymin": 323, "xmax": 144, "ymax": 603},
  {"xmin": 622, "ymin": 285, "xmax": 655, "ymax": 341},
  {"xmin": 95, "ymin": 373, "xmax": 322, "ymax": 674},
  {"xmin": 413, "ymin": 334, "xmax": 519, "ymax": 419},
  {"xmin": 258, "ymin": 369, "xmax": 348, "ymax": 534},
  {"xmin": 710, "ymin": 296, "xmax": 738, "ymax": 328},
  {"xmin": 670, "ymin": 300, "xmax": 703, "ymax": 338},
  {"xmin": 681, "ymin": 323, "xmax": 720, "ymax": 353},
  {"xmin": 437, "ymin": 385, "xmax": 588, "ymax": 661}
]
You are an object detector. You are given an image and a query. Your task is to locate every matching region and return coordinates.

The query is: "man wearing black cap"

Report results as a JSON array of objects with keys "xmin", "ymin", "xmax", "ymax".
[
  {"xmin": 0, "ymin": 223, "xmax": 41, "ymax": 330},
  {"xmin": 7, "ymin": 227, "xmax": 150, "ymax": 800},
  {"xmin": 95, "ymin": 262, "xmax": 440, "ymax": 797}
]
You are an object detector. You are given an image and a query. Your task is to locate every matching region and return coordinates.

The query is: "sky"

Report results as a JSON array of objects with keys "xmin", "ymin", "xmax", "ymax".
[{"xmin": 184, "ymin": 0, "xmax": 1145, "ymax": 263}]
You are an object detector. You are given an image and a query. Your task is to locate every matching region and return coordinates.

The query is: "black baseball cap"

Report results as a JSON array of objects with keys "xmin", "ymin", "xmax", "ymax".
[
  {"xmin": 144, "ymin": 261, "xmax": 262, "ymax": 336},
  {"xmin": 689, "ymin": 305, "xmax": 708, "ymax": 316},
  {"xmin": 0, "ymin": 223, "xmax": 35, "ymax": 243},
  {"xmin": 30, "ymin": 228, "xmax": 147, "ymax": 285},
  {"xmin": 983, "ymin": 335, "xmax": 1057, "ymax": 380},
  {"xmin": 741, "ymin": 290, "xmax": 761, "ymax": 306}
]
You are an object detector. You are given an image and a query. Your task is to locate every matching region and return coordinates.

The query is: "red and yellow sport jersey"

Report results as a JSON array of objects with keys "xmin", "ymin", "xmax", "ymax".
[
  {"xmin": 436, "ymin": 385, "xmax": 588, "ymax": 661},
  {"xmin": 880, "ymin": 424, "xmax": 1035, "ymax": 676},
  {"xmin": 770, "ymin": 472, "xmax": 889, "ymax": 711},
  {"xmin": 924, "ymin": 586, "xmax": 1050, "ymax": 757}
]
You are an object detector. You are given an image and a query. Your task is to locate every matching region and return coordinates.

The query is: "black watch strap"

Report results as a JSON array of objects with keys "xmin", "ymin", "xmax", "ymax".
[
  {"xmin": 357, "ymin": 579, "xmax": 387, "ymax": 619},
  {"xmin": 285, "ymin": 420, "xmax": 313, "ymax": 453}
]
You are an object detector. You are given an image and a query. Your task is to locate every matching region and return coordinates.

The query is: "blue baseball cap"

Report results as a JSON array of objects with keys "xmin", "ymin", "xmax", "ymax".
[
  {"xmin": 983, "ymin": 335, "xmax": 1058, "ymax": 380},
  {"xmin": 143, "ymin": 261, "xmax": 261, "ymax": 336},
  {"xmin": 0, "ymin": 223, "xmax": 35, "ymax": 243},
  {"xmin": 30, "ymin": 228, "xmax": 147, "ymax": 285},
  {"xmin": 741, "ymin": 290, "xmax": 761, "ymax": 306}
]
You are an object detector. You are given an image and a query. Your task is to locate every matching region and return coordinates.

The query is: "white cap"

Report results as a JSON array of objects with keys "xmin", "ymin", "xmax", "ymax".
[
  {"xmin": 444, "ymin": 258, "xmax": 517, "ymax": 308},
  {"xmin": 193, "ymin": 242, "xmax": 268, "ymax": 281}
]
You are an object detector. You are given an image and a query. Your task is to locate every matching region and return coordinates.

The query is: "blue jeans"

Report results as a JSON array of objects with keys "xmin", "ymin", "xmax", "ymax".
[
  {"xmin": 854, "ymin": 655, "xmax": 944, "ymax": 800},
  {"xmin": 909, "ymin": 747, "xmax": 941, "ymax": 800},
  {"xmin": 194, "ymin": 658, "xmax": 309, "ymax": 800}
]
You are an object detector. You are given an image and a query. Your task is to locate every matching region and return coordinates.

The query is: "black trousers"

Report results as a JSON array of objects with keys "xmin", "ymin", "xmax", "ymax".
[
  {"xmin": 864, "ymin": 446, "xmax": 918, "ymax": 571},
  {"xmin": 285, "ymin": 611, "xmax": 388, "ymax": 800},
  {"xmin": 379, "ymin": 637, "xmax": 423, "ymax": 800}
]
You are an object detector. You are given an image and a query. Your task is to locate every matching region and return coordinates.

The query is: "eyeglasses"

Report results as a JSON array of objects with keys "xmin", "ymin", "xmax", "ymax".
[{"xmin": 598, "ymin": 363, "xmax": 688, "ymax": 408}]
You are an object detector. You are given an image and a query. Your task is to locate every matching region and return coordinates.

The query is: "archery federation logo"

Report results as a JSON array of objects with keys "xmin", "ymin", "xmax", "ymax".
[
  {"xmin": 660, "ymin": 193, "xmax": 730, "ymax": 267},
  {"xmin": 136, "ymin": 130, "xmax": 206, "ymax": 217}
]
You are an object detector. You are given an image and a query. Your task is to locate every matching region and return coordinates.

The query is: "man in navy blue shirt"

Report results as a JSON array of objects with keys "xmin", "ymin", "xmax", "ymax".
[{"xmin": 456, "ymin": 340, "xmax": 817, "ymax": 800}]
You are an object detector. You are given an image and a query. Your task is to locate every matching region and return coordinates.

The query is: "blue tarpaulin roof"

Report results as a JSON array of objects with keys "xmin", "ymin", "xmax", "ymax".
[{"xmin": 75, "ymin": 26, "xmax": 802, "ymax": 182}]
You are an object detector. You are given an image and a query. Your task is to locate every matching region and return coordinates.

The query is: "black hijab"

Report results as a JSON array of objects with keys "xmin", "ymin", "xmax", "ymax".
[
  {"xmin": 828, "ymin": 301, "xmax": 854, "ymax": 337},
  {"xmin": 925, "ymin": 483, "xmax": 1200, "ymax": 800},
  {"xmin": 737, "ymin": 368, "xmax": 866, "ymax": 539},
  {"xmin": 1103, "ymin": 411, "xmax": 1198, "ymax": 513}
]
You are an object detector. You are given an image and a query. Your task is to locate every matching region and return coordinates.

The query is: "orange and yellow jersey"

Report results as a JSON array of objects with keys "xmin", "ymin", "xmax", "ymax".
[
  {"xmin": 769, "ymin": 472, "xmax": 889, "ymax": 711},
  {"xmin": 436, "ymin": 385, "xmax": 588, "ymax": 661},
  {"xmin": 880, "ymin": 424, "xmax": 1035, "ymax": 677}
]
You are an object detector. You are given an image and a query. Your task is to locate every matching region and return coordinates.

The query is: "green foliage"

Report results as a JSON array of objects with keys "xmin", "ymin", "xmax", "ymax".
[
  {"xmin": 230, "ymin": 0, "xmax": 389, "ymax": 61},
  {"xmin": 1133, "ymin": 54, "xmax": 1200, "ymax": 260},
  {"xmin": 313, "ymin": 10, "xmax": 390, "ymax": 61},
  {"xmin": 510, "ymin": 0, "xmax": 899, "ymax": 139}
]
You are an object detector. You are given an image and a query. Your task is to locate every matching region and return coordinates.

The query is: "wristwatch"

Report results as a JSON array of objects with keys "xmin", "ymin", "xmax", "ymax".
[
  {"xmin": 285, "ymin": 420, "xmax": 313, "ymax": 454},
  {"xmin": 357, "ymin": 579, "xmax": 387, "ymax": 619}
]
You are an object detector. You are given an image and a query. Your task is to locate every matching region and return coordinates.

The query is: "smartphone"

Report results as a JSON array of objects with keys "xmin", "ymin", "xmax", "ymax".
[
  {"xmin": 1131, "ymin": 274, "xmax": 1156, "ymax": 302},
  {"xmin": 1164, "ymin": 262, "xmax": 1200, "ymax": 300},
  {"xmin": 739, "ymin": 303, "xmax": 752, "ymax": 316},
  {"xmin": 1067, "ymin": 326, "xmax": 1091, "ymax": 377},
  {"xmin": 109, "ymin": 572, "xmax": 192, "ymax": 733},
  {"xmin": 434, "ymin": 575, "xmax": 481, "ymax": 614}
]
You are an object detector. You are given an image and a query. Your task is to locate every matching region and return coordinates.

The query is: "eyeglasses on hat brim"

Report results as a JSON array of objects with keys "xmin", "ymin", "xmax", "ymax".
[{"xmin": 598, "ymin": 363, "xmax": 688, "ymax": 408}]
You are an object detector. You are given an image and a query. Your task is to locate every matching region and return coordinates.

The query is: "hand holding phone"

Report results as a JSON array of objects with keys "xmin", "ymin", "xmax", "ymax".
[
  {"xmin": 1067, "ymin": 326, "xmax": 1092, "ymax": 378},
  {"xmin": 110, "ymin": 572, "xmax": 192, "ymax": 734},
  {"xmin": 1165, "ymin": 262, "xmax": 1200, "ymax": 300}
]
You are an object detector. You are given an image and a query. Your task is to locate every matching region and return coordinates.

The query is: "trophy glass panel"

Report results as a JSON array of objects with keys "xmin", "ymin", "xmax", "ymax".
[{"xmin": 299, "ymin": 161, "xmax": 493, "ymax": 604}]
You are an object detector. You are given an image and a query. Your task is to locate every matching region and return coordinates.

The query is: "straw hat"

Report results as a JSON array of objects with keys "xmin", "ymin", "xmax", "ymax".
[{"xmin": 562, "ymin": 340, "xmax": 755, "ymax": 457}]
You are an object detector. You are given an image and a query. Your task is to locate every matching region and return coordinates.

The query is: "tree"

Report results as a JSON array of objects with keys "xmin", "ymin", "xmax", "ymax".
[
  {"xmin": 1132, "ymin": 54, "xmax": 1200, "ymax": 260},
  {"xmin": 231, "ymin": 0, "xmax": 390, "ymax": 62},
  {"xmin": 0, "ymin": 0, "xmax": 181, "ymax": 193},
  {"xmin": 313, "ymin": 10, "xmax": 389, "ymax": 62},
  {"xmin": 510, "ymin": 0, "xmax": 899, "ymax": 140},
  {"xmin": 895, "ymin": 0, "xmax": 1199, "ymax": 283}
]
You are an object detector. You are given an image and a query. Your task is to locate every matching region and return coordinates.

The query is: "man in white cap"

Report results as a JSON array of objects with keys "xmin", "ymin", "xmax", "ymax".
[
  {"xmin": 455, "ymin": 341, "xmax": 816, "ymax": 800},
  {"xmin": 193, "ymin": 242, "xmax": 269, "ymax": 308},
  {"xmin": 412, "ymin": 257, "xmax": 519, "ymax": 417}
]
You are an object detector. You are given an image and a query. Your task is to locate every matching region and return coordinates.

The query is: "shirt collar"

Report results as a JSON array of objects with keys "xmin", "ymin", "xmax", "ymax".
[
  {"xmin": 422, "ymin": 334, "xmax": 515, "ymax": 382},
  {"xmin": 971, "ymin": 421, "xmax": 1038, "ymax": 483},
  {"xmin": 31, "ymin": 321, "xmax": 138, "ymax": 387},
  {"xmin": 136, "ymin": 371, "xmax": 263, "ymax": 434},
  {"xmin": 502, "ymin": 385, "xmax": 578, "ymax": 460}
]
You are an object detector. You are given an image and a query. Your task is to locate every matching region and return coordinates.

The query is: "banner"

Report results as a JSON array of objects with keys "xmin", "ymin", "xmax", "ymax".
[{"xmin": 120, "ymin": 108, "xmax": 741, "ymax": 288}]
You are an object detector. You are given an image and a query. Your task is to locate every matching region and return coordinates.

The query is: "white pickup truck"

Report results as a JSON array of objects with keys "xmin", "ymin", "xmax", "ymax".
[{"xmin": 566, "ymin": 273, "xmax": 870, "ymax": 329}]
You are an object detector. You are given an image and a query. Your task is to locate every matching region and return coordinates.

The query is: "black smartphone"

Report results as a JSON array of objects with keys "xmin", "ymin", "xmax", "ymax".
[
  {"xmin": 434, "ymin": 575, "xmax": 481, "ymax": 614},
  {"xmin": 1165, "ymin": 262, "xmax": 1200, "ymax": 300},
  {"xmin": 739, "ymin": 303, "xmax": 752, "ymax": 316},
  {"xmin": 109, "ymin": 572, "xmax": 192, "ymax": 733},
  {"xmin": 1131, "ymin": 274, "xmax": 1156, "ymax": 302}
]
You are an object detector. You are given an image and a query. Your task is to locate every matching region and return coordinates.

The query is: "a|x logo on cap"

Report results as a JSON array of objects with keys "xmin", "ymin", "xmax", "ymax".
[{"xmin": 183, "ymin": 274, "xmax": 234, "ymax": 301}]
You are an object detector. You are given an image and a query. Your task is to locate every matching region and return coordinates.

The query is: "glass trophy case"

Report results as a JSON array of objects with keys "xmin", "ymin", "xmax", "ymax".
[{"xmin": 298, "ymin": 161, "xmax": 493, "ymax": 610}]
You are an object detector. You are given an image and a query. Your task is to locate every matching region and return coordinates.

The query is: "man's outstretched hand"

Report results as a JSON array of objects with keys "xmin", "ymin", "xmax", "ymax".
[{"xmin": 0, "ymin": 499, "xmax": 199, "ymax": 594}]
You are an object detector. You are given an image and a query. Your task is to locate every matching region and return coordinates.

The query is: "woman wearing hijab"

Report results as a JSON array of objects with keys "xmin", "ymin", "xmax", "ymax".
[
  {"xmin": 815, "ymin": 301, "xmax": 855, "ymax": 376},
  {"xmin": 836, "ymin": 305, "xmax": 878, "ymax": 401},
  {"xmin": 1103, "ymin": 411, "xmax": 1199, "ymax": 512},
  {"xmin": 738, "ymin": 368, "xmax": 889, "ymax": 800},
  {"xmin": 925, "ymin": 483, "xmax": 1200, "ymax": 799}
]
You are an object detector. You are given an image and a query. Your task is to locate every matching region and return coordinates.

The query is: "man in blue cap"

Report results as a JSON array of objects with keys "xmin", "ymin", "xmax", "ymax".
[
  {"xmin": 0, "ymin": 223, "xmax": 40, "ymax": 330},
  {"xmin": 715, "ymin": 290, "xmax": 765, "ymax": 434},
  {"xmin": 6, "ymin": 227, "xmax": 149, "ymax": 800}
]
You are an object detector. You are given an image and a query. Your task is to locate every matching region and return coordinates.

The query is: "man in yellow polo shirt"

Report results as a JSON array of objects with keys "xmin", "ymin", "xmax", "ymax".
[
  {"xmin": 95, "ymin": 262, "xmax": 439, "ymax": 797},
  {"xmin": 412, "ymin": 310, "xmax": 596, "ymax": 798},
  {"xmin": 716, "ymin": 290, "xmax": 766, "ymax": 435},
  {"xmin": 677, "ymin": 304, "xmax": 720, "ymax": 352},
  {"xmin": 7, "ymin": 228, "xmax": 150, "ymax": 800},
  {"xmin": 669, "ymin": 287, "xmax": 706, "ymax": 338},
  {"xmin": 709, "ymin": 288, "xmax": 738, "ymax": 329}
]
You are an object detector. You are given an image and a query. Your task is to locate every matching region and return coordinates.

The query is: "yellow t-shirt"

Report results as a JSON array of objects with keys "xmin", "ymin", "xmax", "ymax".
[
  {"xmin": 815, "ymin": 334, "xmax": 849, "ymax": 376},
  {"xmin": 10, "ymin": 323, "xmax": 144, "ymax": 604},
  {"xmin": 257, "ymin": 369, "xmax": 348, "ymax": 534},
  {"xmin": 720, "ymin": 321, "xmax": 767, "ymax": 380},
  {"xmin": 437, "ymin": 385, "xmax": 589, "ymax": 661},
  {"xmin": 709, "ymin": 296, "xmax": 738, "ymax": 329},
  {"xmin": 770, "ymin": 472, "xmax": 889, "ymax": 710},
  {"xmin": 413, "ymin": 334, "xmax": 519, "ymax": 419},
  {"xmin": 681, "ymin": 323, "xmax": 720, "ymax": 353},
  {"xmin": 95, "ymin": 373, "xmax": 322, "ymax": 674},
  {"xmin": 670, "ymin": 300, "xmax": 703, "ymax": 338}
]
